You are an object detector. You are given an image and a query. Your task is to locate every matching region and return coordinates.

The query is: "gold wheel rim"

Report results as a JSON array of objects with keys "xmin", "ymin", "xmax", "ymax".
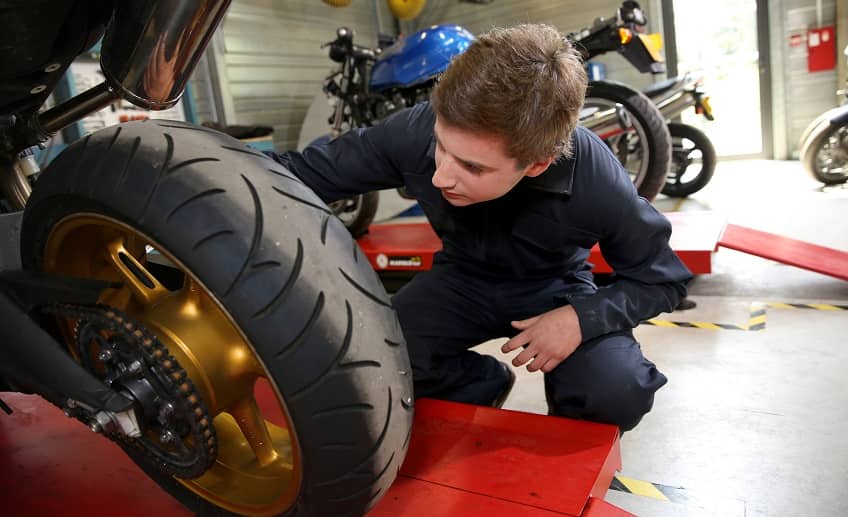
[{"xmin": 44, "ymin": 213, "xmax": 302, "ymax": 516}]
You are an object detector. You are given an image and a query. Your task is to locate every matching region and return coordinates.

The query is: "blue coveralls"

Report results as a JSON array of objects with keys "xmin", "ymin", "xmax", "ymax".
[{"xmin": 268, "ymin": 102, "xmax": 693, "ymax": 432}]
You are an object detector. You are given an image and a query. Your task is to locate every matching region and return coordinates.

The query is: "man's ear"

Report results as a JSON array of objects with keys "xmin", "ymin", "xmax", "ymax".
[{"xmin": 523, "ymin": 156, "xmax": 555, "ymax": 178}]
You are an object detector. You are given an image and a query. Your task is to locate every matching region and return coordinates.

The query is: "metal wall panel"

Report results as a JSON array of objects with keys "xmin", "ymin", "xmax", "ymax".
[
  {"xmin": 190, "ymin": 0, "xmax": 385, "ymax": 151},
  {"xmin": 188, "ymin": 52, "xmax": 218, "ymax": 124},
  {"xmin": 401, "ymin": 0, "xmax": 667, "ymax": 90},
  {"xmin": 779, "ymin": 0, "xmax": 838, "ymax": 157}
]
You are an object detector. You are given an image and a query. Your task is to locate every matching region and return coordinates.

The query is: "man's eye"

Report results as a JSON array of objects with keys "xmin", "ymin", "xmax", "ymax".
[{"xmin": 463, "ymin": 162, "xmax": 483, "ymax": 174}]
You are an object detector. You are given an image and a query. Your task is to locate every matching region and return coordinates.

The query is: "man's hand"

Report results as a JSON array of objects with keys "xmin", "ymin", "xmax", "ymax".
[{"xmin": 501, "ymin": 305, "xmax": 583, "ymax": 373}]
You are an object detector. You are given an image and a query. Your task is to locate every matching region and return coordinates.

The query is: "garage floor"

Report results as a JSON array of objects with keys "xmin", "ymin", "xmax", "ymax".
[
  {"xmin": 462, "ymin": 160, "xmax": 848, "ymax": 516},
  {"xmin": 2, "ymin": 159, "xmax": 844, "ymax": 516}
]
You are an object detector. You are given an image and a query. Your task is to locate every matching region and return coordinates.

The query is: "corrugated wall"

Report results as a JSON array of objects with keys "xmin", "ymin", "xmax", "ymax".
[
  {"xmin": 189, "ymin": 53, "xmax": 218, "ymax": 124},
  {"xmin": 400, "ymin": 0, "xmax": 666, "ymax": 90},
  {"xmin": 774, "ymin": 0, "xmax": 838, "ymax": 157},
  {"xmin": 189, "ymin": 0, "xmax": 388, "ymax": 152}
]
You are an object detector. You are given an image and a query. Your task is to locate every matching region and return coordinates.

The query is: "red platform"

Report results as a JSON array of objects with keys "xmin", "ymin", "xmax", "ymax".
[
  {"xmin": 0, "ymin": 394, "xmax": 630, "ymax": 517},
  {"xmin": 718, "ymin": 224, "xmax": 848, "ymax": 281},
  {"xmin": 357, "ymin": 210, "xmax": 725, "ymax": 275}
]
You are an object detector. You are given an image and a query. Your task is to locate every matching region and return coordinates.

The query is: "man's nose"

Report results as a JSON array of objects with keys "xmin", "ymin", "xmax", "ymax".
[{"xmin": 432, "ymin": 158, "xmax": 457, "ymax": 189}]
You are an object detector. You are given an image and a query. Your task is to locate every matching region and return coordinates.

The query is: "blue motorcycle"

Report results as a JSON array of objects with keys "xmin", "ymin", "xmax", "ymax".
[{"xmin": 319, "ymin": 9, "xmax": 670, "ymax": 235}]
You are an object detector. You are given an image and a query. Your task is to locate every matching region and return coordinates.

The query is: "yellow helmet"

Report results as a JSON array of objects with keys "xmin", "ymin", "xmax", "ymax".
[{"xmin": 388, "ymin": 0, "xmax": 426, "ymax": 21}]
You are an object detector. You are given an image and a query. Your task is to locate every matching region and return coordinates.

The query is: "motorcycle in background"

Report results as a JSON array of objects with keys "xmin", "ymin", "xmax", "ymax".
[
  {"xmin": 315, "ymin": 24, "xmax": 474, "ymax": 236},
  {"xmin": 316, "ymin": 24, "xmax": 472, "ymax": 236},
  {"xmin": 0, "ymin": 1, "xmax": 412, "ymax": 515},
  {"xmin": 569, "ymin": 1, "xmax": 717, "ymax": 198},
  {"xmin": 643, "ymin": 72, "xmax": 717, "ymax": 197},
  {"xmin": 568, "ymin": 0, "xmax": 672, "ymax": 201},
  {"xmin": 799, "ymin": 45, "xmax": 848, "ymax": 186}
]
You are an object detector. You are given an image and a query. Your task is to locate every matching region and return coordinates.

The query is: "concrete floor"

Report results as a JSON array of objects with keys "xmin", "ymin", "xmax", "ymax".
[
  {"xmin": 377, "ymin": 159, "xmax": 848, "ymax": 515},
  {"xmin": 463, "ymin": 160, "xmax": 848, "ymax": 516}
]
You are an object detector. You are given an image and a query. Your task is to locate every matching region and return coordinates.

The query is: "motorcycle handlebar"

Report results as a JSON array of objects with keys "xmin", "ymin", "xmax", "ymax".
[
  {"xmin": 325, "ymin": 27, "xmax": 378, "ymax": 63},
  {"xmin": 568, "ymin": 1, "xmax": 647, "ymax": 43}
]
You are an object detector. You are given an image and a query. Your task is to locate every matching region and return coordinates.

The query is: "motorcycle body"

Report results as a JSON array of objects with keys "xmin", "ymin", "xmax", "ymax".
[
  {"xmin": 799, "ymin": 45, "xmax": 848, "ymax": 186},
  {"xmin": 0, "ymin": 2, "xmax": 413, "ymax": 516},
  {"xmin": 643, "ymin": 72, "xmax": 717, "ymax": 197}
]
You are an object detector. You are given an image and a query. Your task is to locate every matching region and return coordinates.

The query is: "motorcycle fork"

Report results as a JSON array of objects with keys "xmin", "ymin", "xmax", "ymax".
[{"xmin": 0, "ymin": 151, "xmax": 36, "ymax": 211}]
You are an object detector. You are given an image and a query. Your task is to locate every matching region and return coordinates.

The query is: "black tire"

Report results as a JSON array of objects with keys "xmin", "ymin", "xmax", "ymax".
[
  {"xmin": 21, "ymin": 120, "xmax": 413, "ymax": 517},
  {"xmin": 330, "ymin": 192, "xmax": 379, "ymax": 238},
  {"xmin": 661, "ymin": 123, "xmax": 717, "ymax": 197},
  {"xmin": 801, "ymin": 120, "xmax": 848, "ymax": 185},
  {"xmin": 585, "ymin": 81, "xmax": 671, "ymax": 200}
]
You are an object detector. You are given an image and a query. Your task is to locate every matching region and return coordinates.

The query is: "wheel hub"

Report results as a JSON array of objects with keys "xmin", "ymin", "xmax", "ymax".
[
  {"xmin": 66, "ymin": 304, "xmax": 217, "ymax": 478},
  {"xmin": 42, "ymin": 214, "xmax": 303, "ymax": 514}
]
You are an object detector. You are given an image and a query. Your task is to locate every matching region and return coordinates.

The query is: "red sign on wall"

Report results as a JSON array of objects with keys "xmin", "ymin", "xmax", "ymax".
[{"xmin": 807, "ymin": 25, "xmax": 836, "ymax": 72}]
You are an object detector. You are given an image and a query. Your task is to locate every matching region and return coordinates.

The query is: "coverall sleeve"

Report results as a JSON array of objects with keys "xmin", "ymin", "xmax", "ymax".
[
  {"xmin": 264, "ymin": 104, "xmax": 432, "ymax": 202},
  {"xmin": 567, "ymin": 164, "xmax": 694, "ymax": 341}
]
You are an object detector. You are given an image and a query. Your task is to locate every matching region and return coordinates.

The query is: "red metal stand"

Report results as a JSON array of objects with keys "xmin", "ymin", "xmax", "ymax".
[
  {"xmin": 0, "ymin": 393, "xmax": 630, "ymax": 516},
  {"xmin": 358, "ymin": 211, "xmax": 848, "ymax": 282},
  {"xmin": 357, "ymin": 211, "xmax": 725, "ymax": 275},
  {"xmin": 369, "ymin": 399, "xmax": 629, "ymax": 516}
]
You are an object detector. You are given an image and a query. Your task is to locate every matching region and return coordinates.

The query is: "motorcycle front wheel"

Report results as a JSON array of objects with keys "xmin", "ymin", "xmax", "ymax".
[
  {"xmin": 801, "ymin": 120, "xmax": 848, "ymax": 185},
  {"xmin": 584, "ymin": 81, "xmax": 671, "ymax": 201},
  {"xmin": 661, "ymin": 122, "xmax": 717, "ymax": 198},
  {"xmin": 21, "ymin": 120, "xmax": 413, "ymax": 517}
]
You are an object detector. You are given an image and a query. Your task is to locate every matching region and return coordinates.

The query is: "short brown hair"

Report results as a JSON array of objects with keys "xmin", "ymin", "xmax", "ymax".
[{"xmin": 430, "ymin": 24, "xmax": 587, "ymax": 166}]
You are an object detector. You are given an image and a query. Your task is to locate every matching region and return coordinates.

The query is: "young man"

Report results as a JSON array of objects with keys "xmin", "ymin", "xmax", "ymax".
[{"xmin": 268, "ymin": 24, "xmax": 692, "ymax": 432}]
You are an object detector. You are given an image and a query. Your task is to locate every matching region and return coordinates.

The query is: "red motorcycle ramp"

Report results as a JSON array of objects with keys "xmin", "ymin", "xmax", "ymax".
[
  {"xmin": 718, "ymin": 224, "xmax": 848, "ymax": 281},
  {"xmin": 0, "ymin": 394, "xmax": 631, "ymax": 516}
]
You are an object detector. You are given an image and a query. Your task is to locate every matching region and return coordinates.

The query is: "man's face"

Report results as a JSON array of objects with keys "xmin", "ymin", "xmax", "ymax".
[{"xmin": 432, "ymin": 117, "xmax": 553, "ymax": 207}]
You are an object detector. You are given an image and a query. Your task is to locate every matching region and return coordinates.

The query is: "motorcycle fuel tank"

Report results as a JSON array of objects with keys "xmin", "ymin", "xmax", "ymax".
[{"xmin": 370, "ymin": 24, "xmax": 474, "ymax": 91}]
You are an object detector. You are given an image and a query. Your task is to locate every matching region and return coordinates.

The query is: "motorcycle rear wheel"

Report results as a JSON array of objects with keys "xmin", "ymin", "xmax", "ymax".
[
  {"xmin": 329, "ymin": 191, "xmax": 379, "ymax": 238},
  {"xmin": 21, "ymin": 120, "xmax": 413, "ymax": 517},
  {"xmin": 661, "ymin": 123, "xmax": 717, "ymax": 198},
  {"xmin": 801, "ymin": 120, "xmax": 848, "ymax": 185},
  {"xmin": 584, "ymin": 81, "xmax": 671, "ymax": 200}
]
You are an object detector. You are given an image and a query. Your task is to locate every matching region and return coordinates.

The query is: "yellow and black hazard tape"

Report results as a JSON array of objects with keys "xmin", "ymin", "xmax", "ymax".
[
  {"xmin": 641, "ymin": 300, "xmax": 847, "ymax": 332},
  {"xmin": 764, "ymin": 302, "xmax": 848, "ymax": 311},
  {"xmin": 641, "ymin": 303, "xmax": 765, "ymax": 331},
  {"xmin": 609, "ymin": 475, "xmax": 689, "ymax": 504},
  {"xmin": 640, "ymin": 319, "xmax": 755, "ymax": 331}
]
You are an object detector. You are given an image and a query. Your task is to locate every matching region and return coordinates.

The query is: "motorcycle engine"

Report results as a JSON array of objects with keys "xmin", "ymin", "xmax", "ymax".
[{"xmin": 374, "ymin": 93, "xmax": 406, "ymax": 120}]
